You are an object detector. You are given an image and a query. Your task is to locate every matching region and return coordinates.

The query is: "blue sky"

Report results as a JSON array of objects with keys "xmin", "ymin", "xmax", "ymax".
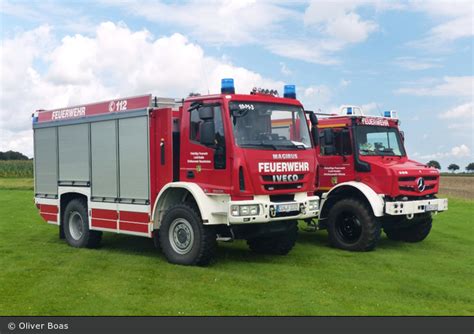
[{"xmin": 1, "ymin": 0, "xmax": 473, "ymax": 170}]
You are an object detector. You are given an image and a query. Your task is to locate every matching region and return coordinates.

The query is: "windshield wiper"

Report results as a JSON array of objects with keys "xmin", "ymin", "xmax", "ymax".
[
  {"xmin": 240, "ymin": 143, "xmax": 278, "ymax": 150},
  {"xmin": 278, "ymin": 143, "xmax": 306, "ymax": 150}
]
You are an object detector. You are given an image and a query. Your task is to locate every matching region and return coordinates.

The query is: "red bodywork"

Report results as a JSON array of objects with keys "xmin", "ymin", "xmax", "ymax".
[
  {"xmin": 316, "ymin": 115, "xmax": 440, "ymax": 198},
  {"xmin": 177, "ymin": 93, "xmax": 316, "ymax": 199},
  {"xmin": 33, "ymin": 92, "xmax": 317, "ymax": 235}
]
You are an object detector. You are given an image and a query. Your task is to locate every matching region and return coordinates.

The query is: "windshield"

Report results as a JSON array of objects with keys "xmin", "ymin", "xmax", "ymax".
[
  {"xmin": 230, "ymin": 101, "xmax": 312, "ymax": 150},
  {"xmin": 356, "ymin": 125, "xmax": 406, "ymax": 156}
]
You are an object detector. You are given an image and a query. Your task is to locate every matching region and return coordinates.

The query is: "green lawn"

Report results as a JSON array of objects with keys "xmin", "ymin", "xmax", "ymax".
[
  {"xmin": 0, "ymin": 184, "xmax": 473, "ymax": 315},
  {"xmin": 0, "ymin": 178, "xmax": 33, "ymax": 190}
]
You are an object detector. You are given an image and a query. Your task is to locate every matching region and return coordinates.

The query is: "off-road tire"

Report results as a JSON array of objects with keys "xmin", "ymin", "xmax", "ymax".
[
  {"xmin": 327, "ymin": 198, "xmax": 381, "ymax": 251},
  {"xmin": 247, "ymin": 221, "xmax": 298, "ymax": 255},
  {"xmin": 159, "ymin": 203, "xmax": 217, "ymax": 266},
  {"xmin": 152, "ymin": 230, "xmax": 161, "ymax": 251},
  {"xmin": 63, "ymin": 198, "xmax": 102, "ymax": 248},
  {"xmin": 385, "ymin": 214, "xmax": 432, "ymax": 243},
  {"xmin": 384, "ymin": 228, "xmax": 403, "ymax": 241}
]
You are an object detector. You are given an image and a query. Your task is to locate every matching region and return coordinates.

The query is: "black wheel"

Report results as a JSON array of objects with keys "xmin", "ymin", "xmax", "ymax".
[
  {"xmin": 327, "ymin": 198, "xmax": 381, "ymax": 251},
  {"xmin": 63, "ymin": 198, "xmax": 102, "ymax": 248},
  {"xmin": 159, "ymin": 203, "xmax": 217, "ymax": 266},
  {"xmin": 385, "ymin": 214, "xmax": 432, "ymax": 243},
  {"xmin": 384, "ymin": 228, "xmax": 403, "ymax": 241},
  {"xmin": 247, "ymin": 221, "xmax": 298, "ymax": 255},
  {"xmin": 152, "ymin": 230, "xmax": 161, "ymax": 251}
]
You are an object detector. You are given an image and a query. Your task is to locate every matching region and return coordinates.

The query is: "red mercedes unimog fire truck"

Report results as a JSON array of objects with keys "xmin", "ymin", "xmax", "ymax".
[
  {"xmin": 32, "ymin": 80, "xmax": 320, "ymax": 265},
  {"xmin": 310, "ymin": 106, "xmax": 448, "ymax": 251}
]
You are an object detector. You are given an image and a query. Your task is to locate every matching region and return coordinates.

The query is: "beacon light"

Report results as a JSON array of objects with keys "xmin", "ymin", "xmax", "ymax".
[
  {"xmin": 221, "ymin": 78, "xmax": 235, "ymax": 94},
  {"xmin": 283, "ymin": 85, "xmax": 296, "ymax": 99}
]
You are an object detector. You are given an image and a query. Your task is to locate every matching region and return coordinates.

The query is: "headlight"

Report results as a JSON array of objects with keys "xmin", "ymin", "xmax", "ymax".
[
  {"xmin": 231, "ymin": 205, "xmax": 260, "ymax": 216},
  {"xmin": 308, "ymin": 200, "xmax": 319, "ymax": 211}
]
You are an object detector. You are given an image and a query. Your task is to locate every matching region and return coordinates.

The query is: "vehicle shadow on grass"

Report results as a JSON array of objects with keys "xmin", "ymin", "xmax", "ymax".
[
  {"xmin": 73, "ymin": 233, "xmax": 283, "ymax": 265},
  {"xmin": 296, "ymin": 229, "xmax": 407, "ymax": 251}
]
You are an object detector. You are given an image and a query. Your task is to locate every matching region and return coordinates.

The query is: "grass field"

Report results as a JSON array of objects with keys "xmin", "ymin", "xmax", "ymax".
[{"xmin": 0, "ymin": 179, "xmax": 473, "ymax": 316}]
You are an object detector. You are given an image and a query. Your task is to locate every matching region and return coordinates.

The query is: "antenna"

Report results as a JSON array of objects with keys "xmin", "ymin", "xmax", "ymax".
[
  {"xmin": 194, "ymin": 38, "xmax": 210, "ymax": 94},
  {"xmin": 376, "ymin": 103, "xmax": 382, "ymax": 116}
]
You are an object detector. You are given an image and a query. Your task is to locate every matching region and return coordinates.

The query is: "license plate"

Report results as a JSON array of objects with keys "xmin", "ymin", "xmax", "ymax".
[
  {"xmin": 425, "ymin": 204, "xmax": 438, "ymax": 212},
  {"xmin": 276, "ymin": 203, "xmax": 299, "ymax": 213}
]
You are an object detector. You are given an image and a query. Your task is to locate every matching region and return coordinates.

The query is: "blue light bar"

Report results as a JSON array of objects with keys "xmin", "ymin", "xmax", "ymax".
[
  {"xmin": 32, "ymin": 111, "xmax": 38, "ymax": 124},
  {"xmin": 283, "ymin": 85, "xmax": 296, "ymax": 99},
  {"xmin": 384, "ymin": 111, "xmax": 391, "ymax": 117},
  {"xmin": 347, "ymin": 107, "xmax": 353, "ymax": 115},
  {"xmin": 221, "ymin": 78, "xmax": 235, "ymax": 94}
]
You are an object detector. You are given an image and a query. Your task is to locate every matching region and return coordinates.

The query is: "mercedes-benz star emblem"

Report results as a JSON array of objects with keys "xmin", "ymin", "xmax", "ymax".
[{"xmin": 416, "ymin": 177, "xmax": 425, "ymax": 192}]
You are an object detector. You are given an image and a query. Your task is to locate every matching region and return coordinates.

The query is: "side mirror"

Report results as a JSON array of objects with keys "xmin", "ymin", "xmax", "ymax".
[
  {"xmin": 311, "ymin": 127, "xmax": 318, "ymax": 146},
  {"xmin": 199, "ymin": 121, "xmax": 215, "ymax": 146},
  {"xmin": 306, "ymin": 111, "xmax": 318, "ymax": 127},
  {"xmin": 199, "ymin": 107, "xmax": 214, "ymax": 120}
]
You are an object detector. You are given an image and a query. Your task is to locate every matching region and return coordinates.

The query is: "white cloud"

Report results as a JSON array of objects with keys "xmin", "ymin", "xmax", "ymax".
[
  {"xmin": 266, "ymin": 38, "xmax": 342, "ymax": 65},
  {"xmin": 0, "ymin": 22, "xmax": 286, "ymax": 157},
  {"xmin": 440, "ymin": 102, "xmax": 473, "ymax": 119},
  {"xmin": 451, "ymin": 144, "xmax": 471, "ymax": 157},
  {"xmin": 340, "ymin": 78, "xmax": 351, "ymax": 87},
  {"xmin": 103, "ymin": 0, "xmax": 295, "ymax": 46},
  {"xmin": 279, "ymin": 62, "xmax": 292, "ymax": 76},
  {"xmin": 304, "ymin": 1, "xmax": 378, "ymax": 44},
  {"xmin": 394, "ymin": 56, "xmax": 442, "ymax": 70},
  {"xmin": 361, "ymin": 102, "xmax": 380, "ymax": 115},
  {"xmin": 300, "ymin": 85, "xmax": 333, "ymax": 110},
  {"xmin": 420, "ymin": 144, "xmax": 471, "ymax": 160},
  {"xmin": 395, "ymin": 76, "xmax": 474, "ymax": 97},
  {"xmin": 408, "ymin": 0, "xmax": 474, "ymax": 49},
  {"xmin": 102, "ymin": 0, "xmax": 380, "ymax": 65}
]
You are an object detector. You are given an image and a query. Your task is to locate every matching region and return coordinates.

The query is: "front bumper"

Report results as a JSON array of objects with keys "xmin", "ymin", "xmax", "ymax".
[
  {"xmin": 227, "ymin": 193, "xmax": 320, "ymax": 224},
  {"xmin": 385, "ymin": 198, "xmax": 448, "ymax": 216}
]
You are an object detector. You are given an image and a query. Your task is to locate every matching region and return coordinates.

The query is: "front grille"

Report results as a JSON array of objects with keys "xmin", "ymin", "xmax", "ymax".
[
  {"xmin": 264, "ymin": 183, "xmax": 303, "ymax": 191},
  {"xmin": 399, "ymin": 185, "xmax": 435, "ymax": 192},
  {"xmin": 399, "ymin": 176, "xmax": 438, "ymax": 182},
  {"xmin": 398, "ymin": 175, "xmax": 438, "ymax": 194},
  {"xmin": 270, "ymin": 194, "xmax": 295, "ymax": 202}
]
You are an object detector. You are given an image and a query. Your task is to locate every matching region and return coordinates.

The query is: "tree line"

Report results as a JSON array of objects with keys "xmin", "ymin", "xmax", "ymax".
[
  {"xmin": 427, "ymin": 160, "xmax": 474, "ymax": 173},
  {"xmin": 0, "ymin": 151, "xmax": 30, "ymax": 160}
]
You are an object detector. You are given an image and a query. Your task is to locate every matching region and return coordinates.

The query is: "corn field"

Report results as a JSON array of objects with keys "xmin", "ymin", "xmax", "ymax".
[{"xmin": 0, "ymin": 160, "xmax": 33, "ymax": 178}]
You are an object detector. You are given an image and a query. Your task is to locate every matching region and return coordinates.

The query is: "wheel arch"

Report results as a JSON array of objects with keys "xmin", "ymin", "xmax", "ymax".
[
  {"xmin": 59, "ymin": 192, "xmax": 88, "ymax": 226},
  {"xmin": 151, "ymin": 182, "xmax": 228, "ymax": 230},
  {"xmin": 320, "ymin": 181, "xmax": 385, "ymax": 219}
]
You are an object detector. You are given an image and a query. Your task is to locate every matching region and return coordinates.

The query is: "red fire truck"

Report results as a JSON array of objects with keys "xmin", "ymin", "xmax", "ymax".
[
  {"xmin": 310, "ymin": 106, "xmax": 448, "ymax": 251},
  {"xmin": 32, "ymin": 80, "xmax": 320, "ymax": 265}
]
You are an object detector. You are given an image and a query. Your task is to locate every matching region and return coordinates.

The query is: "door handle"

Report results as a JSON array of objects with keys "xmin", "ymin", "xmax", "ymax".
[
  {"xmin": 160, "ymin": 139, "xmax": 165, "ymax": 165},
  {"xmin": 187, "ymin": 171, "xmax": 195, "ymax": 179}
]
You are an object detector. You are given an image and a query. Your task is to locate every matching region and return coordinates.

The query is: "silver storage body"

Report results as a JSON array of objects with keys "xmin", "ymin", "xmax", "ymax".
[
  {"xmin": 58, "ymin": 123, "xmax": 90, "ymax": 184},
  {"xmin": 34, "ymin": 127, "xmax": 58, "ymax": 196},
  {"xmin": 91, "ymin": 120, "xmax": 118, "ymax": 200},
  {"xmin": 33, "ymin": 110, "xmax": 150, "ymax": 204},
  {"xmin": 118, "ymin": 116, "xmax": 149, "ymax": 202}
]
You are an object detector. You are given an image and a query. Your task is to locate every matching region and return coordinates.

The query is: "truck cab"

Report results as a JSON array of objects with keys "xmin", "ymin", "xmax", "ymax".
[
  {"xmin": 313, "ymin": 106, "xmax": 448, "ymax": 251},
  {"xmin": 160, "ymin": 83, "xmax": 320, "ymax": 260}
]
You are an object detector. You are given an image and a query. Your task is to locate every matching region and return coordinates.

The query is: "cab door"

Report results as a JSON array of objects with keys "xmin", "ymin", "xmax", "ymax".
[
  {"xmin": 317, "ymin": 127, "xmax": 355, "ymax": 191},
  {"xmin": 180, "ymin": 99, "xmax": 232, "ymax": 194}
]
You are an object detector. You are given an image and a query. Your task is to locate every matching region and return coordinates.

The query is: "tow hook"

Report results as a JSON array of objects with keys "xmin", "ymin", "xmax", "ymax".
[
  {"xmin": 406, "ymin": 213, "xmax": 414, "ymax": 220},
  {"xmin": 303, "ymin": 219, "xmax": 319, "ymax": 232},
  {"xmin": 269, "ymin": 205, "xmax": 276, "ymax": 218},
  {"xmin": 300, "ymin": 203, "xmax": 306, "ymax": 215}
]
